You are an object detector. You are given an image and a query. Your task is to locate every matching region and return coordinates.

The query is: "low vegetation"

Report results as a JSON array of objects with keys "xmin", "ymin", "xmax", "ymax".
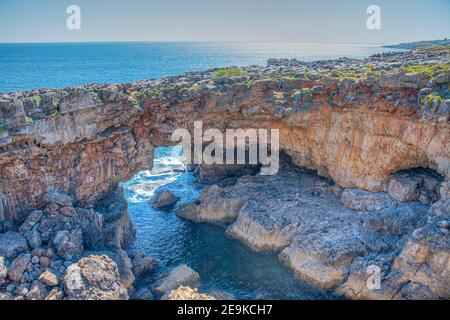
[{"xmin": 212, "ymin": 68, "xmax": 248, "ymax": 78}]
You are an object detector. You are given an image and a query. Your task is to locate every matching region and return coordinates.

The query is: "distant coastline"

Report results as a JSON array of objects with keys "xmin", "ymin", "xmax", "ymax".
[{"xmin": 383, "ymin": 38, "xmax": 450, "ymax": 50}]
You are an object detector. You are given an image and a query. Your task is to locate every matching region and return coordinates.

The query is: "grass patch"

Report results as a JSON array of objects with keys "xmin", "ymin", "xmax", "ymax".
[
  {"xmin": 212, "ymin": 68, "xmax": 248, "ymax": 78},
  {"xmin": 26, "ymin": 116, "xmax": 34, "ymax": 124},
  {"xmin": 33, "ymin": 95, "xmax": 41, "ymax": 105},
  {"xmin": 404, "ymin": 64, "xmax": 449, "ymax": 75}
]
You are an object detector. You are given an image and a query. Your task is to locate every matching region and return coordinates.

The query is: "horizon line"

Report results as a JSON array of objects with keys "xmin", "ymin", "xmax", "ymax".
[{"xmin": 0, "ymin": 40, "xmax": 390, "ymax": 46}]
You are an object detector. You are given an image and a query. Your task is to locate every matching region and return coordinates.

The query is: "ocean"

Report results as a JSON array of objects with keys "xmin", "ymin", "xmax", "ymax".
[{"xmin": 0, "ymin": 42, "xmax": 401, "ymax": 93}]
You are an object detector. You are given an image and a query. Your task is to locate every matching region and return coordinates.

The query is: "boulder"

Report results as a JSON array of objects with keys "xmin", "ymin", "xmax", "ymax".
[
  {"xmin": 128, "ymin": 251, "xmax": 158, "ymax": 279},
  {"xmin": 152, "ymin": 190, "xmax": 180, "ymax": 209},
  {"xmin": 387, "ymin": 174, "xmax": 421, "ymax": 202},
  {"xmin": 18, "ymin": 210, "xmax": 43, "ymax": 233},
  {"xmin": 25, "ymin": 229, "xmax": 43, "ymax": 249},
  {"xmin": 153, "ymin": 264, "xmax": 200, "ymax": 295},
  {"xmin": 0, "ymin": 232, "xmax": 29, "ymax": 259},
  {"xmin": 38, "ymin": 270, "xmax": 59, "ymax": 286},
  {"xmin": 340, "ymin": 189, "xmax": 397, "ymax": 211},
  {"xmin": 43, "ymin": 192, "xmax": 73, "ymax": 207},
  {"xmin": 63, "ymin": 255, "xmax": 129, "ymax": 300},
  {"xmin": 7, "ymin": 253, "xmax": 31, "ymax": 283},
  {"xmin": 53, "ymin": 229, "xmax": 83, "ymax": 261},
  {"xmin": 163, "ymin": 286, "xmax": 215, "ymax": 300},
  {"xmin": 84, "ymin": 249, "xmax": 134, "ymax": 290},
  {"xmin": 26, "ymin": 281, "xmax": 48, "ymax": 300},
  {"xmin": 45, "ymin": 288, "xmax": 64, "ymax": 300}
]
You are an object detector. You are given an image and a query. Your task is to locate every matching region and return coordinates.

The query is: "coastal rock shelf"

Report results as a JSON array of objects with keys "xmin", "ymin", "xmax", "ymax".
[{"xmin": 0, "ymin": 46, "xmax": 449, "ymax": 300}]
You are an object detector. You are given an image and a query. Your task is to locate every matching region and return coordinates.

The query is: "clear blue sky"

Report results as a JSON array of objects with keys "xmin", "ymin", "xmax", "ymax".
[{"xmin": 0, "ymin": 0, "xmax": 449, "ymax": 44}]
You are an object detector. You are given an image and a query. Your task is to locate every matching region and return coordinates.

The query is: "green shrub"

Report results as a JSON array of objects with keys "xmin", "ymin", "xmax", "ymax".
[
  {"xmin": 33, "ymin": 95, "xmax": 41, "ymax": 105},
  {"xmin": 212, "ymin": 68, "xmax": 248, "ymax": 78}
]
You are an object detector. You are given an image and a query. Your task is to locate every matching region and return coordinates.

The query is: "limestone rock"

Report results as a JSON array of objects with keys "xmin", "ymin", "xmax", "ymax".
[
  {"xmin": 7, "ymin": 253, "xmax": 31, "ymax": 283},
  {"xmin": 85, "ymin": 249, "xmax": 135, "ymax": 290},
  {"xmin": 53, "ymin": 229, "xmax": 83, "ymax": 261},
  {"xmin": 38, "ymin": 270, "xmax": 59, "ymax": 286},
  {"xmin": 388, "ymin": 174, "xmax": 421, "ymax": 202},
  {"xmin": 153, "ymin": 264, "xmax": 200, "ymax": 296},
  {"xmin": 26, "ymin": 281, "xmax": 48, "ymax": 300},
  {"xmin": 0, "ymin": 232, "xmax": 29, "ymax": 260},
  {"xmin": 63, "ymin": 255, "xmax": 129, "ymax": 300},
  {"xmin": 18, "ymin": 210, "xmax": 43, "ymax": 233},
  {"xmin": 45, "ymin": 288, "xmax": 64, "ymax": 300},
  {"xmin": 341, "ymin": 189, "xmax": 397, "ymax": 211},
  {"xmin": 43, "ymin": 192, "xmax": 74, "ymax": 207},
  {"xmin": 128, "ymin": 251, "xmax": 158, "ymax": 279},
  {"xmin": 152, "ymin": 190, "xmax": 180, "ymax": 209},
  {"xmin": 164, "ymin": 286, "xmax": 216, "ymax": 300}
]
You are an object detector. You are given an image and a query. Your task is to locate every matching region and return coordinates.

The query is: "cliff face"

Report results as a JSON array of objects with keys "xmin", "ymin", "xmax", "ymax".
[{"xmin": 0, "ymin": 47, "xmax": 449, "ymax": 221}]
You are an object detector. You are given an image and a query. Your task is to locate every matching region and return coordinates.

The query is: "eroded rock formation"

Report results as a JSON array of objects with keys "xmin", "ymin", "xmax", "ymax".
[{"xmin": 0, "ymin": 46, "xmax": 449, "ymax": 300}]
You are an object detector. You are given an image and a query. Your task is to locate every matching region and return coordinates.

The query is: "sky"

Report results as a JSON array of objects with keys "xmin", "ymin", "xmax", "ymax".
[{"xmin": 0, "ymin": 0, "xmax": 449, "ymax": 44}]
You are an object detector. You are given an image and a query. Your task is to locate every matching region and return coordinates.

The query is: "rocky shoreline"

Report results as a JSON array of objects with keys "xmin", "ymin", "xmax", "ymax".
[
  {"xmin": 178, "ymin": 157, "xmax": 449, "ymax": 299},
  {"xmin": 0, "ymin": 46, "xmax": 449, "ymax": 299}
]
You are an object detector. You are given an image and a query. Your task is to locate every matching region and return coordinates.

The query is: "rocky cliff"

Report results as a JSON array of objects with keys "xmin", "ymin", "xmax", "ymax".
[
  {"xmin": 1, "ymin": 46, "xmax": 448, "ymax": 221},
  {"xmin": 0, "ymin": 46, "xmax": 449, "ymax": 300}
]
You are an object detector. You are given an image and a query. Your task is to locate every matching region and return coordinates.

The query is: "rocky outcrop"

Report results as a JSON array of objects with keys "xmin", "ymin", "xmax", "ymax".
[
  {"xmin": 0, "ymin": 47, "xmax": 448, "ymax": 221},
  {"xmin": 179, "ymin": 157, "xmax": 448, "ymax": 299},
  {"xmin": 0, "ymin": 188, "xmax": 142, "ymax": 300},
  {"xmin": 153, "ymin": 264, "xmax": 200, "ymax": 296},
  {"xmin": 164, "ymin": 285, "xmax": 216, "ymax": 300},
  {"xmin": 152, "ymin": 190, "xmax": 180, "ymax": 209},
  {"xmin": 63, "ymin": 255, "xmax": 128, "ymax": 300},
  {"xmin": 0, "ymin": 46, "xmax": 449, "ymax": 300}
]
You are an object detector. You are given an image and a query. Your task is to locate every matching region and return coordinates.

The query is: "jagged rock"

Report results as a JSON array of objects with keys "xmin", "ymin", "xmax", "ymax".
[
  {"xmin": 85, "ymin": 249, "xmax": 134, "ymax": 290},
  {"xmin": 387, "ymin": 174, "xmax": 421, "ymax": 202},
  {"xmin": 25, "ymin": 229, "xmax": 43, "ymax": 249},
  {"xmin": 26, "ymin": 281, "xmax": 48, "ymax": 300},
  {"xmin": 340, "ymin": 189, "xmax": 397, "ymax": 211},
  {"xmin": 0, "ymin": 232, "xmax": 29, "ymax": 260},
  {"xmin": 153, "ymin": 264, "xmax": 200, "ymax": 295},
  {"xmin": 362, "ymin": 202, "xmax": 429, "ymax": 236},
  {"xmin": 53, "ymin": 229, "xmax": 83, "ymax": 261},
  {"xmin": 0, "ymin": 255, "xmax": 7, "ymax": 285},
  {"xmin": 45, "ymin": 288, "xmax": 64, "ymax": 300},
  {"xmin": 152, "ymin": 190, "xmax": 180, "ymax": 209},
  {"xmin": 391, "ymin": 200, "xmax": 450, "ymax": 299},
  {"xmin": 18, "ymin": 210, "xmax": 43, "ymax": 233},
  {"xmin": 393, "ymin": 282, "xmax": 438, "ymax": 300},
  {"xmin": 43, "ymin": 192, "xmax": 73, "ymax": 207},
  {"xmin": 128, "ymin": 251, "xmax": 158, "ymax": 279},
  {"xmin": 177, "ymin": 184, "xmax": 246, "ymax": 223},
  {"xmin": 38, "ymin": 270, "xmax": 59, "ymax": 286},
  {"xmin": 94, "ymin": 188, "xmax": 136, "ymax": 249},
  {"xmin": 63, "ymin": 255, "xmax": 128, "ymax": 300},
  {"xmin": 163, "ymin": 286, "xmax": 216, "ymax": 300},
  {"xmin": 7, "ymin": 253, "xmax": 31, "ymax": 283}
]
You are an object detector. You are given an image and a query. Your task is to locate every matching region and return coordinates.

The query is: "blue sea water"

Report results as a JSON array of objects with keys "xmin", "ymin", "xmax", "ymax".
[
  {"xmin": 0, "ymin": 42, "xmax": 401, "ymax": 93},
  {"xmin": 122, "ymin": 147, "xmax": 338, "ymax": 300}
]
